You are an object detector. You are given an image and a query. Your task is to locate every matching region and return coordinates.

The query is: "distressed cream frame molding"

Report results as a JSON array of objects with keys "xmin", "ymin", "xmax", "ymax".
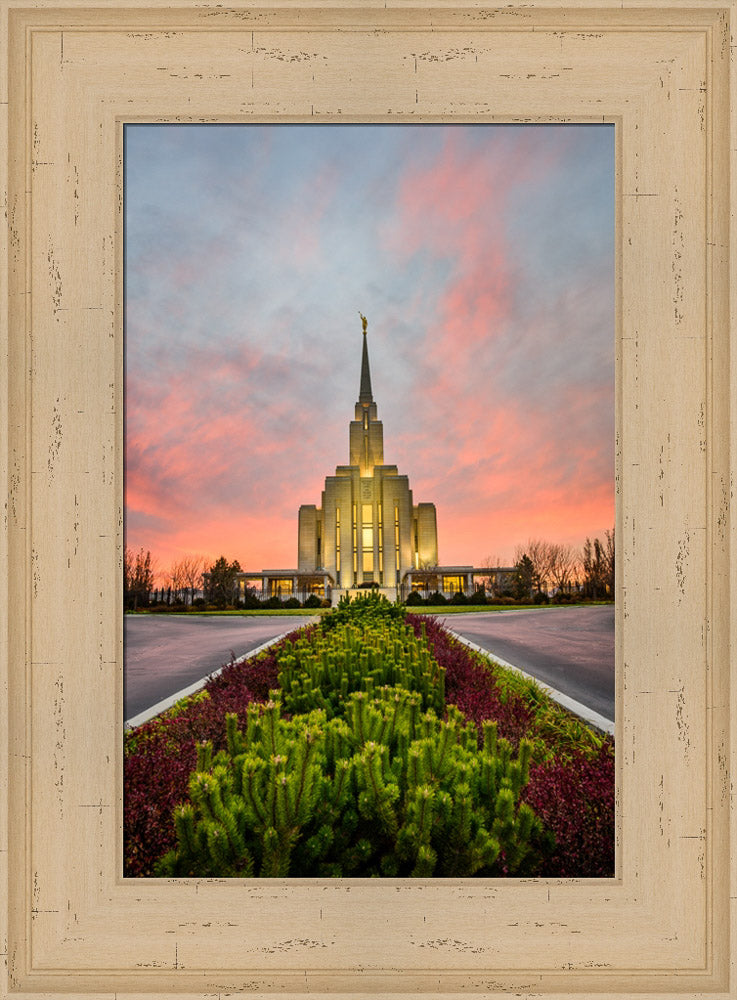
[{"xmin": 1, "ymin": 2, "xmax": 735, "ymax": 998}]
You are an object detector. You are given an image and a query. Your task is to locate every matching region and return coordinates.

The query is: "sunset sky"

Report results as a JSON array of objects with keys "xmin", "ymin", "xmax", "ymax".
[{"xmin": 125, "ymin": 123, "xmax": 614, "ymax": 578}]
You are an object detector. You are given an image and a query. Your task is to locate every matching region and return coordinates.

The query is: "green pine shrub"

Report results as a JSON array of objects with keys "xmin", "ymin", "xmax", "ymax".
[
  {"xmin": 277, "ymin": 617, "xmax": 445, "ymax": 718},
  {"xmin": 405, "ymin": 590, "xmax": 426, "ymax": 606},
  {"xmin": 155, "ymin": 684, "xmax": 543, "ymax": 878},
  {"xmin": 320, "ymin": 590, "xmax": 406, "ymax": 631},
  {"xmin": 153, "ymin": 595, "xmax": 546, "ymax": 877}
]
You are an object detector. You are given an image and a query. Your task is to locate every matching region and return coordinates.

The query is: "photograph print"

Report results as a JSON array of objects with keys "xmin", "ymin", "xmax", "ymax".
[{"xmin": 123, "ymin": 123, "xmax": 615, "ymax": 879}]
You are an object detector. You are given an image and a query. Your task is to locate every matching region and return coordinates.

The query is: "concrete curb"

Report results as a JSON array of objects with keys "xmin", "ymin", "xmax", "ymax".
[
  {"xmin": 124, "ymin": 622, "xmax": 315, "ymax": 730},
  {"xmin": 124, "ymin": 616, "xmax": 614, "ymax": 738},
  {"xmin": 445, "ymin": 628, "xmax": 615, "ymax": 737}
]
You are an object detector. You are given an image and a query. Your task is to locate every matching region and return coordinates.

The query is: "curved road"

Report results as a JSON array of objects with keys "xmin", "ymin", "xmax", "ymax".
[
  {"xmin": 123, "ymin": 615, "xmax": 313, "ymax": 721},
  {"xmin": 437, "ymin": 606, "xmax": 615, "ymax": 723}
]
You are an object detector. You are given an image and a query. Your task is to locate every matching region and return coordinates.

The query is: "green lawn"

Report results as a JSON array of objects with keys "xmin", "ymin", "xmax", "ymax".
[
  {"xmin": 127, "ymin": 608, "xmax": 320, "ymax": 616},
  {"xmin": 414, "ymin": 601, "xmax": 613, "ymax": 614},
  {"xmin": 129, "ymin": 601, "xmax": 613, "ymax": 617}
]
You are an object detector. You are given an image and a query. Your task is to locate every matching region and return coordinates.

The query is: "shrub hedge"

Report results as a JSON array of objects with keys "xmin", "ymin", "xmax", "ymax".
[{"xmin": 124, "ymin": 594, "xmax": 614, "ymax": 878}]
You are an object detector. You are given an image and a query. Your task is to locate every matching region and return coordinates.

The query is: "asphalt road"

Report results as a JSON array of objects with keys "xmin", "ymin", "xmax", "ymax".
[
  {"xmin": 124, "ymin": 606, "xmax": 615, "ymax": 725},
  {"xmin": 436, "ymin": 605, "xmax": 615, "ymax": 722},
  {"xmin": 123, "ymin": 615, "xmax": 313, "ymax": 721}
]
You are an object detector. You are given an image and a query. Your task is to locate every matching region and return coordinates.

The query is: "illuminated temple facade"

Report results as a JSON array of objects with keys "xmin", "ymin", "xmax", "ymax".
[
  {"xmin": 238, "ymin": 317, "xmax": 482, "ymax": 604},
  {"xmin": 297, "ymin": 316, "xmax": 438, "ymax": 597}
]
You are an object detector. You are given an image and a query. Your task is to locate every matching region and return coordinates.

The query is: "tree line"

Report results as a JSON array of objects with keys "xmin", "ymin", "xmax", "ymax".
[
  {"xmin": 125, "ymin": 528, "xmax": 615, "ymax": 612},
  {"xmin": 484, "ymin": 529, "xmax": 615, "ymax": 602},
  {"xmin": 124, "ymin": 550, "xmax": 243, "ymax": 611}
]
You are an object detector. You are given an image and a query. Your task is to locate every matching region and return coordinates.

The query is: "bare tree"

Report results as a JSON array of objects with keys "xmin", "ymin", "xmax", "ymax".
[
  {"xmin": 480, "ymin": 555, "xmax": 509, "ymax": 599},
  {"xmin": 582, "ymin": 529, "xmax": 615, "ymax": 600},
  {"xmin": 168, "ymin": 559, "xmax": 189, "ymax": 604},
  {"xmin": 124, "ymin": 547, "xmax": 133, "ymax": 593},
  {"xmin": 602, "ymin": 528, "xmax": 615, "ymax": 597},
  {"xmin": 515, "ymin": 538, "xmax": 554, "ymax": 595},
  {"xmin": 124, "ymin": 547, "xmax": 156, "ymax": 610},
  {"xmin": 180, "ymin": 554, "xmax": 207, "ymax": 605},
  {"xmin": 159, "ymin": 565, "xmax": 175, "ymax": 605},
  {"xmin": 548, "ymin": 543, "xmax": 580, "ymax": 595}
]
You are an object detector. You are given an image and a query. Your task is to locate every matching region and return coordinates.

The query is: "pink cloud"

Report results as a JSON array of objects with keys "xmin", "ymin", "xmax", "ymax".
[
  {"xmin": 387, "ymin": 358, "xmax": 613, "ymax": 568},
  {"xmin": 382, "ymin": 134, "xmax": 529, "ymax": 394},
  {"xmin": 126, "ymin": 127, "xmax": 612, "ymax": 576},
  {"xmin": 125, "ymin": 327, "xmax": 340, "ymax": 575},
  {"xmin": 136, "ymin": 511, "xmax": 297, "ymax": 585},
  {"xmin": 374, "ymin": 131, "xmax": 613, "ymax": 567}
]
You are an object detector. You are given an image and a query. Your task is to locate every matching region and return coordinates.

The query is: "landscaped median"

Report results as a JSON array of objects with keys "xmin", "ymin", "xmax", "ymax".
[{"xmin": 124, "ymin": 593, "xmax": 614, "ymax": 878}]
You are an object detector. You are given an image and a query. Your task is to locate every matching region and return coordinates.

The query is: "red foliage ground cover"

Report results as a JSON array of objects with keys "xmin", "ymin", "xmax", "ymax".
[
  {"xmin": 408, "ymin": 615, "xmax": 615, "ymax": 878},
  {"xmin": 124, "ymin": 617, "xmax": 614, "ymax": 878},
  {"xmin": 408, "ymin": 616, "xmax": 537, "ymax": 744},
  {"xmin": 525, "ymin": 746, "xmax": 615, "ymax": 878},
  {"xmin": 124, "ymin": 643, "xmax": 283, "ymax": 876}
]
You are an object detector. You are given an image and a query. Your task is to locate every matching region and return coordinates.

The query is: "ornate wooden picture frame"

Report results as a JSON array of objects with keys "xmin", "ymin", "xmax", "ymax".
[{"xmin": 1, "ymin": 2, "xmax": 734, "ymax": 997}]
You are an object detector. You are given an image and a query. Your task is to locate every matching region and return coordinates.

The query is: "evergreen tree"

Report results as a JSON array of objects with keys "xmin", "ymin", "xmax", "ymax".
[
  {"xmin": 204, "ymin": 556, "xmax": 242, "ymax": 609},
  {"xmin": 511, "ymin": 553, "xmax": 534, "ymax": 600}
]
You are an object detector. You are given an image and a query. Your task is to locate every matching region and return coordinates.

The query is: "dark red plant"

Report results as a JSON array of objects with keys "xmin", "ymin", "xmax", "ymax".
[
  {"xmin": 124, "ymin": 643, "xmax": 284, "ymax": 876},
  {"xmin": 124, "ymin": 731, "xmax": 198, "ymax": 877},
  {"xmin": 406, "ymin": 615, "xmax": 536, "ymax": 745},
  {"xmin": 124, "ymin": 617, "xmax": 615, "ymax": 878},
  {"xmin": 408, "ymin": 613, "xmax": 615, "ymax": 878},
  {"xmin": 524, "ymin": 745, "xmax": 615, "ymax": 877}
]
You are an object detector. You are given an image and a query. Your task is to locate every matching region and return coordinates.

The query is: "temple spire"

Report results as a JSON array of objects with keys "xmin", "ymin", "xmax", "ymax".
[{"xmin": 358, "ymin": 312, "xmax": 373, "ymax": 404}]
